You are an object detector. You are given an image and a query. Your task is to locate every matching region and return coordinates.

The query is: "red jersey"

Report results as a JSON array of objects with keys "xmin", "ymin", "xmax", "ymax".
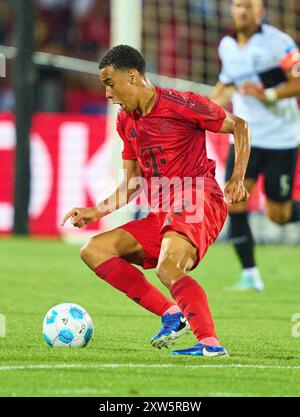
[{"xmin": 116, "ymin": 87, "xmax": 226, "ymax": 202}]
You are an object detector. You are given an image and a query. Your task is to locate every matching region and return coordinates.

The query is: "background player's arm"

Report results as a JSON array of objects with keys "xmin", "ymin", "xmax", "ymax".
[
  {"xmin": 61, "ymin": 159, "xmax": 142, "ymax": 228},
  {"xmin": 210, "ymin": 82, "xmax": 235, "ymax": 108},
  {"xmin": 219, "ymin": 111, "xmax": 251, "ymax": 205},
  {"xmin": 241, "ymin": 44, "xmax": 300, "ymax": 102},
  {"xmin": 241, "ymin": 70, "xmax": 300, "ymax": 102},
  {"xmin": 268, "ymin": 69, "xmax": 300, "ymax": 100}
]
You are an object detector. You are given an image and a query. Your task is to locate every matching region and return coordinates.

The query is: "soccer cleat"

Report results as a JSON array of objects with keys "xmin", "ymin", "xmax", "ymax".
[
  {"xmin": 232, "ymin": 268, "xmax": 264, "ymax": 292},
  {"xmin": 171, "ymin": 342, "xmax": 229, "ymax": 357},
  {"xmin": 150, "ymin": 312, "xmax": 190, "ymax": 349}
]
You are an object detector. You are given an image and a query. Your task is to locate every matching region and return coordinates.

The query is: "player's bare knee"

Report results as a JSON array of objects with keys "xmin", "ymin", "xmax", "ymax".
[
  {"xmin": 80, "ymin": 243, "xmax": 89, "ymax": 263},
  {"xmin": 267, "ymin": 210, "xmax": 290, "ymax": 225},
  {"xmin": 80, "ymin": 236, "xmax": 117, "ymax": 269},
  {"xmin": 156, "ymin": 262, "xmax": 183, "ymax": 289},
  {"xmin": 266, "ymin": 202, "xmax": 291, "ymax": 225},
  {"xmin": 80, "ymin": 240, "xmax": 98, "ymax": 266},
  {"xmin": 156, "ymin": 254, "xmax": 190, "ymax": 289}
]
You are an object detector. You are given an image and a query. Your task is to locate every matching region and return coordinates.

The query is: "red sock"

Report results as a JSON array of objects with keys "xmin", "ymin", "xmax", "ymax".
[
  {"xmin": 94, "ymin": 257, "xmax": 175, "ymax": 317},
  {"xmin": 170, "ymin": 276, "xmax": 218, "ymax": 342}
]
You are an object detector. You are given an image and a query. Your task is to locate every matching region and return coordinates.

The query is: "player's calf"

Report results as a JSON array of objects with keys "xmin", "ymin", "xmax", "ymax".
[
  {"xmin": 153, "ymin": 262, "xmax": 192, "ymax": 348},
  {"xmin": 83, "ymin": 229, "xmax": 176, "ymax": 319},
  {"xmin": 155, "ymin": 232, "xmax": 227, "ymax": 353}
]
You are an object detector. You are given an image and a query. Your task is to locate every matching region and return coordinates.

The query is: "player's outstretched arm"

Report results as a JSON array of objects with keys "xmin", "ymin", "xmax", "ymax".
[
  {"xmin": 219, "ymin": 111, "xmax": 251, "ymax": 206},
  {"xmin": 61, "ymin": 159, "xmax": 142, "ymax": 228}
]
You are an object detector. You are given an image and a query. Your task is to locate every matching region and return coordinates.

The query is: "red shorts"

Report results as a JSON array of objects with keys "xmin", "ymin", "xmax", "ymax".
[{"xmin": 117, "ymin": 192, "xmax": 227, "ymax": 270}]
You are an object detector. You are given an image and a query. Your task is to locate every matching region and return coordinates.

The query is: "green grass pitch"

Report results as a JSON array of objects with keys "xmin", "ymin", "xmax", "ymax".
[{"xmin": 0, "ymin": 237, "xmax": 299, "ymax": 397}]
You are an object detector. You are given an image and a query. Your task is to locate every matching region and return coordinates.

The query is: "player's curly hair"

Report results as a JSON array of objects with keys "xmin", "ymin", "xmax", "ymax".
[{"xmin": 99, "ymin": 45, "xmax": 145, "ymax": 74}]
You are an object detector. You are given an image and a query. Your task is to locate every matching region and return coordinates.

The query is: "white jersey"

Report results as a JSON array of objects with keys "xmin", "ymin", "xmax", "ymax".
[{"xmin": 218, "ymin": 24, "xmax": 300, "ymax": 150}]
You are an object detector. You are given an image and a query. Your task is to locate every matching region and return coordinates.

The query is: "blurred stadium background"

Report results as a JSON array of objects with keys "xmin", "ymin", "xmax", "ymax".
[{"xmin": 0, "ymin": 0, "xmax": 300, "ymax": 244}]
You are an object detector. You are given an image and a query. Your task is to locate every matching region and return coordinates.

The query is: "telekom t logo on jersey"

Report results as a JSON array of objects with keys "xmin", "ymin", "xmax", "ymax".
[{"xmin": 141, "ymin": 145, "xmax": 166, "ymax": 177}]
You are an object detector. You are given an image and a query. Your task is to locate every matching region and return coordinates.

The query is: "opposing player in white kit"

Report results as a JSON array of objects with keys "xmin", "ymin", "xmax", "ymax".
[{"xmin": 212, "ymin": 0, "xmax": 300, "ymax": 290}]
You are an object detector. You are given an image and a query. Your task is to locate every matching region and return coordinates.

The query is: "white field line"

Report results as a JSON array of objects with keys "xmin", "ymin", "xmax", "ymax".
[{"xmin": 0, "ymin": 363, "xmax": 300, "ymax": 371}]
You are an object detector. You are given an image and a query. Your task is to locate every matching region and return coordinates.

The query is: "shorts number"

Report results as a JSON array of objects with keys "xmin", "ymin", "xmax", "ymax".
[
  {"xmin": 279, "ymin": 175, "xmax": 290, "ymax": 197},
  {"xmin": 292, "ymin": 313, "xmax": 300, "ymax": 337}
]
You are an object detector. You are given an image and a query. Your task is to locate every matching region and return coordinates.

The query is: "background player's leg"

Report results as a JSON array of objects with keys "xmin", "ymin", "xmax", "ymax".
[
  {"xmin": 156, "ymin": 231, "xmax": 220, "ymax": 347},
  {"xmin": 225, "ymin": 145, "xmax": 264, "ymax": 291},
  {"xmin": 228, "ymin": 179, "xmax": 264, "ymax": 291},
  {"xmin": 265, "ymin": 199, "xmax": 300, "ymax": 224},
  {"xmin": 229, "ymin": 180, "xmax": 255, "ymax": 269},
  {"xmin": 264, "ymin": 147, "xmax": 300, "ymax": 225},
  {"xmin": 80, "ymin": 228, "xmax": 175, "ymax": 317}
]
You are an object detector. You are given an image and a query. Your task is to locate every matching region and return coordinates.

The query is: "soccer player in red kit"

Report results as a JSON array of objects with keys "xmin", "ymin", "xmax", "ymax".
[{"xmin": 62, "ymin": 45, "xmax": 250, "ymax": 356}]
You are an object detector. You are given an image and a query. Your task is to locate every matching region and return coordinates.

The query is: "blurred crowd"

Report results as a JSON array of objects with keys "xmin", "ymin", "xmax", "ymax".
[
  {"xmin": 143, "ymin": 0, "xmax": 300, "ymax": 84},
  {"xmin": 1, "ymin": 0, "xmax": 300, "ymax": 113},
  {"xmin": 0, "ymin": 0, "xmax": 110, "ymax": 113}
]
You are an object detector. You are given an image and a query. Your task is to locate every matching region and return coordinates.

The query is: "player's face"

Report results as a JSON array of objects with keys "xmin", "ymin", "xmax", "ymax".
[
  {"xmin": 99, "ymin": 66, "xmax": 139, "ymax": 113},
  {"xmin": 231, "ymin": 0, "xmax": 264, "ymax": 30}
]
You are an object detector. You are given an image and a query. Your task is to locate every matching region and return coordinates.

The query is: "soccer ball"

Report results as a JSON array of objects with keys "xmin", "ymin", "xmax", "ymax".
[{"xmin": 42, "ymin": 303, "xmax": 94, "ymax": 348}]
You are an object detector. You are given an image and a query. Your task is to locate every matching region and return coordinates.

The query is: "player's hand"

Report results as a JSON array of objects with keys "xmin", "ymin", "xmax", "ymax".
[
  {"xmin": 61, "ymin": 207, "xmax": 103, "ymax": 228},
  {"xmin": 224, "ymin": 178, "xmax": 249, "ymax": 206},
  {"xmin": 239, "ymin": 82, "xmax": 267, "ymax": 102}
]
